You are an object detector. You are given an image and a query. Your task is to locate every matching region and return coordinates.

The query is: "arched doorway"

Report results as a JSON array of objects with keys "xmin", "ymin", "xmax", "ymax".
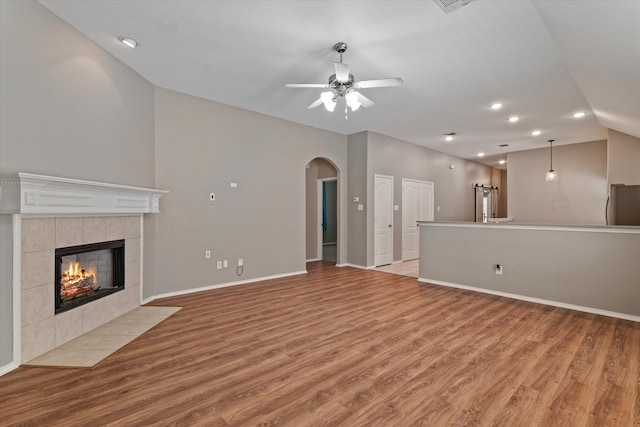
[{"xmin": 305, "ymin": 158, "xmax": 339, "ymax": 264}]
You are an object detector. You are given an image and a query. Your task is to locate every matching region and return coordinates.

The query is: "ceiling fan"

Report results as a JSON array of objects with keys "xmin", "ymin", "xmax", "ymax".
[{"xmin": 284, "ymin": 42, "xmax": 403, "ymax": 117}]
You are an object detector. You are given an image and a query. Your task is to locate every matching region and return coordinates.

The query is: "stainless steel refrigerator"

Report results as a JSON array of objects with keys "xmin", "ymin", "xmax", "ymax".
[{"xmin": 609, "ymin": 184, "xmax": 640, "ymax": 225}]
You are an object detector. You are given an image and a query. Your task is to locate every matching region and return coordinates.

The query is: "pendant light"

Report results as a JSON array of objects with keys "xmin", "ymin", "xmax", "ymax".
[{"xmin": 545, "ymin": 139, "xmax": 557, "ymax": 182}]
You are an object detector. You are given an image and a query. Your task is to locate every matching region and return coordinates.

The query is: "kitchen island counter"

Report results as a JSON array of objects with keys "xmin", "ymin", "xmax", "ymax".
[{"xmin": 417, "ymin": 221, "xmax": 640, "ymax": 320}]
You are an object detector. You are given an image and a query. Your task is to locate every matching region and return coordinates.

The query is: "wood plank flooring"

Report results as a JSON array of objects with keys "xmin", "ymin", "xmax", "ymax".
[{"xmin": 1, "ymin": 262, "xmax": 639, "ymax": 426}]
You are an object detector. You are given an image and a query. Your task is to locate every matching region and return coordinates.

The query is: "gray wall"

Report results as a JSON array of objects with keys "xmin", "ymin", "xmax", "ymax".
[
  {"xmin": 507, "ymin": 140, "xmax": 607, "ymax": 224},
  {"xmin": 419, "ymin": 224, "xmax": 640, "ymax": 317},
  {"xmin": 0, "ymin": 0, "xmax": 155, "ymax": 187},
  {"xmin": 152, "ymin": 87, "xmax": 347, "ymax": 297},
  {"xmin": 347, "ymin": 132, "xmax": 368, "ymax": 266},
  {"xmin": 0, "ymin": 1, "xmax": 156, "ymax": 370},
  {"xmin": 366, "ymin": 131, "xmax": 492, "ymax": 265}
]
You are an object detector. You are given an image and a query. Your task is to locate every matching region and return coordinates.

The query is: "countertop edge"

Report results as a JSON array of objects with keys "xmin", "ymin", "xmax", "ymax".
[{"xmin": 417, "ymin": 221, "xmax": 640, "ymax": 234}]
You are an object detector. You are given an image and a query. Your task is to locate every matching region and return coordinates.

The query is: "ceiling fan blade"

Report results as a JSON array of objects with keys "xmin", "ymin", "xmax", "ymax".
[
  {"xmin": 307, "ymin": 98, "xmax": 324, "ymax": 109},
  {"xmin": 284, "ymin": 83, "xmax": 329, "ymax": 88},
  {"xmin": 355, "ymin": 91, "xmax": 375, "ymax": 108},
  {"xmin": 335, "ymin": 62, "xmax": 350, "ymax": 83},
  {"xmin": 355, "ymin": 78, "xmax": 403, "ymax": 89}
]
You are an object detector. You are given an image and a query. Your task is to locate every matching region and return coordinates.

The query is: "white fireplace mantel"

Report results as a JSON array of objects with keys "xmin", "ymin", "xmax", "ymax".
[{"xmin": 0, "ymin": 173, "xmax": 168, "ymax": 215}]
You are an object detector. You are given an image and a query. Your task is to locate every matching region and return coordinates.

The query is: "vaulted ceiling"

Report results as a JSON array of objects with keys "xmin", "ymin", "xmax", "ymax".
[{"xmin": 39, "ymin": 0, "xmax": 640, "ymax": 168}]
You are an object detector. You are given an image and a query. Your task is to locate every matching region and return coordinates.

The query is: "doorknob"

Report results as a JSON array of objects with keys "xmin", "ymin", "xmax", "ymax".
[{"xmin": 388, "ymin": 224, "xmax": 392, "ymax": 228}]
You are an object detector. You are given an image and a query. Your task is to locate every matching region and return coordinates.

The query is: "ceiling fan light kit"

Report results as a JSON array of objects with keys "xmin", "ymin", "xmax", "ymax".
[{"xmin": 284, "ymin": 42, "xmax": 403, "ymax": 118}]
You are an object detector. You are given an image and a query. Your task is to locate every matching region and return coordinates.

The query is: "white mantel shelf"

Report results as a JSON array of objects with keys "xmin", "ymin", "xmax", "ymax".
[{"xmin": 0, "ymin": 173, "xmax": 168, "ymax": 215}]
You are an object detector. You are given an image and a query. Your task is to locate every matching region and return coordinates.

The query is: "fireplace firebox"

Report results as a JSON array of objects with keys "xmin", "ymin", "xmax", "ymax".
[{"xmin": 55, "ymin": 240, "xmax": 125, "ymax": 314}]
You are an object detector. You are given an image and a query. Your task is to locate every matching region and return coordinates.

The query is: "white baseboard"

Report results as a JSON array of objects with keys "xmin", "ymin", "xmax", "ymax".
[
  {"xmin": 418, "ymin": 277, "xmax": 640, "ymax": 323},
  {"xmin": 142, "ymin": 270, "xmax": 308, "ymax": 304},
  {"xmin": 306, "ymin": 258, "xmax": 321, "ymax": 262},
  {"xmin": 0, "ymin": 361, "xmax": 19, "ymax": 377}
]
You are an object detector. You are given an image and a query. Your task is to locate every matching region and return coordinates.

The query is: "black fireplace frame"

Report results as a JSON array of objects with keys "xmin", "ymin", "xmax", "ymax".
[{"xmin": 55, "ymin": 239, "xmax": 125, "ymax": 314}]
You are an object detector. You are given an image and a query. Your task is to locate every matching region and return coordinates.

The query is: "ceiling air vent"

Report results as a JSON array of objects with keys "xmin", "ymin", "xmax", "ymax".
[{"xmin": 433, "ymin": 0, "xmax": 475, "ymax": 14}]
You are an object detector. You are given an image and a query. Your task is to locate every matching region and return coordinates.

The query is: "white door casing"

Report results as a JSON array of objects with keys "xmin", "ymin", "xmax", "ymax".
[{"xmin": 374, "ymin": 174, "xmax": 393, "ymax": 266}]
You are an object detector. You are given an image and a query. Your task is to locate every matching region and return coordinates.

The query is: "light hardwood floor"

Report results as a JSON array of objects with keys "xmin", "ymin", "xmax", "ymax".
[{"xmin": 1, "ymin": 262, "xmax": 638, "ymax": 426}]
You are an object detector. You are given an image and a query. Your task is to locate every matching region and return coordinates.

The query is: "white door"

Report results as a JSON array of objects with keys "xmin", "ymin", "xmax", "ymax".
[
  {"xmin": 402, "ymin": 179, "xmax": 434, "ymax": 260},
  {"xmin": 402, "ymin": 180, "xmax": 419, "ymax": 260},
  {"xmin": 418, "ymin": 181, "xmax": 434, "ymax": 221},
  {"xmin": 374, "ymin": 174, "xmax": 393, "ymax": 266}
]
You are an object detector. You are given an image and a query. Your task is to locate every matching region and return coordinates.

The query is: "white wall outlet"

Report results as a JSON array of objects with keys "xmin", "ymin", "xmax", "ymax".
[
  {"xmin": 209, "ymin": 193, "xmax": 215, "ymax": 201},
  {"xmin": 394, "ymin": 205, "xmax": 399, "ymax": 211},
  {"xmin": 238, "ymin": 258, "xmax": 243, "ymax": 267},
  {"xmin": 358, "ymin": 204, "xmax": 364, "ymax": 211},
  {"xmin": 205, "ymin": 250, "xmax": 211, "ymax": 259},
  {"xmin": 230, "ymin": 182, "xmax": 237, "ymax": 188},
  {"xmin": 217, "ymin": 261, "xmax": 222, "ymax": 270},
  {"xmin": 495, "ymin": 264, "xmax": 503, "ymax": 275},
  {"xmin": 223, "ymin": 259, "xmax": 228, "ymax": 268}
]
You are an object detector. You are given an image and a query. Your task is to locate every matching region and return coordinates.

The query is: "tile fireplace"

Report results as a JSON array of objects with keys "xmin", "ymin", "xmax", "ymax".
[
  {"xmin": 20, "ymin": 216, "xmax": 141, "ymax": 362},
  {"xmin": 0, "ymin": 173, "xmax": 167, "ymax": 369}
]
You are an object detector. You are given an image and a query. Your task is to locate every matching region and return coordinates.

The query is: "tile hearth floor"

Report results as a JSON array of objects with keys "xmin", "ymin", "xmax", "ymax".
[
  {"xmin": 23, "ymin": 306, "xmax": 181, "ymax": 369},
  {"xmin": 375, "ymin": 259, "xmax": 419, "ymax": 278}
]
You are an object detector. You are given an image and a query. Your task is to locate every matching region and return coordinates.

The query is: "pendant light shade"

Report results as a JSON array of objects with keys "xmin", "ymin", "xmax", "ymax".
[{"xmin": 545, "ymin": 139, "xmax": 557, "ymax": 181}]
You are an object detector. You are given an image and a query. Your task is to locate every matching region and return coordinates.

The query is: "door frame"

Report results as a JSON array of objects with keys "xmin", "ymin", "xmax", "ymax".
[{"xmin": 317, "ymin": 177, "xmax": 338, "ymax": 262}]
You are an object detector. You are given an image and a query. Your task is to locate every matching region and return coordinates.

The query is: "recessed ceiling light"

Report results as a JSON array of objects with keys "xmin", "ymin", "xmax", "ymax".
[
  {"xmin": 531, "ymin": 130, "xmax": 541, "ymax": 136},
  {"xmin": 572, "ymin": 111, "xmax": 586, "ymax": 118},
  {"xmin": 445, "ymin": 136, "xmax": 453, "ymax": 141},
  {"xmin": 118, "ymin": 36, "xmax": 138, "ymax": 48},
  {"xmin": 478, "ymin": 152, "xmax": 485, "ymax": 157},
  {"xmin": 508, "ymin": 116, "xmax": 519, "ymax": 123},
  {"xmin": 499, "ymin": 160, "xmax": 506, "ymax": 165},
  {"xmin": 490, "ymin": 103, "xmax": 503, "ymax": 110}
]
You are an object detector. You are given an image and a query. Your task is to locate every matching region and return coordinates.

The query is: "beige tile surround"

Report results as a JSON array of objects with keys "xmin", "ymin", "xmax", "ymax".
[{"xmin": 21, "ymin": 215, "xmax": 142, "ymax": 363}]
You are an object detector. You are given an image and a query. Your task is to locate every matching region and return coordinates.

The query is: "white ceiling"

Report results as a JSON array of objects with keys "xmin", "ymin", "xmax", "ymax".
[{"xmin": 38, "ymin": 0, "xmax": 640, "ymax": 169}]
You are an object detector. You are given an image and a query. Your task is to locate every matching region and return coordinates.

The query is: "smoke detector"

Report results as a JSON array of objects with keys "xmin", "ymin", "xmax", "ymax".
[{"xmin": 433, "ymin": 0, "xmax": 475, "ymax": 14}]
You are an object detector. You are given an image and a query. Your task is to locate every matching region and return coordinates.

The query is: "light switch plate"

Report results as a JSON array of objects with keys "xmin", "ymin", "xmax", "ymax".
[{"xmin": 358, "ymin": 204, "xmax": 364, "ymax": 211}]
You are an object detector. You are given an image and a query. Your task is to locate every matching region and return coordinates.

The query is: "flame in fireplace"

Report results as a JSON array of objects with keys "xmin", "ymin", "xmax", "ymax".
[{"xmin": 60, "ymin": 261, "xmax": 98, "ymax": 301}]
